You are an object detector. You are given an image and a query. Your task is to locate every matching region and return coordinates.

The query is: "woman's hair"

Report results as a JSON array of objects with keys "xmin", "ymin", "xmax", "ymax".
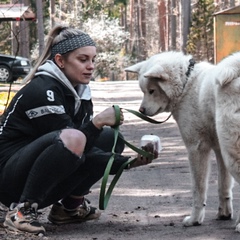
[{"xmin": 23, "ymin": 25, "xmax": 94, "ymax": 83}]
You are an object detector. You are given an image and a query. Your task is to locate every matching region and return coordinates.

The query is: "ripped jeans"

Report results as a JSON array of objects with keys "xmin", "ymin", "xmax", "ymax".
[{"xmin": 0, "ymin": 127, "xmax": 129, "ymax": 208}]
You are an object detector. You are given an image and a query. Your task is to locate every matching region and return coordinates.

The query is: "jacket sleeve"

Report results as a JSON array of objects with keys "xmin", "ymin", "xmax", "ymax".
[
  {"xmin": 21, "ymin": 84, "xmax": 77, "ymax": 134},
  {"xmin": 19, "ymin": 78, "xmax": 102, "ymax": 150}
]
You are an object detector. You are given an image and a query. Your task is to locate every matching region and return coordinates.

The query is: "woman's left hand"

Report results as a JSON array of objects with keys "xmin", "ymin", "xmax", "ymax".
[{"xmin": 92, "ymin": 106, "xmax": 124, "ymax": 129}]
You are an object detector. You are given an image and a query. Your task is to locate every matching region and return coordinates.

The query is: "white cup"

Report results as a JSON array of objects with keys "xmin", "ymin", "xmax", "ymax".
[{"xmin": 140, "ymin": 135, "xmax": 162, "ymax": 153}]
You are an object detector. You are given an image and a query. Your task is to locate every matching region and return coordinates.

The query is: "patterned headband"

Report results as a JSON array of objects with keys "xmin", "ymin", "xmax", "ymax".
[{"xmin": 51, "ymin": 33, "xmax": 96, "ymax": 58}]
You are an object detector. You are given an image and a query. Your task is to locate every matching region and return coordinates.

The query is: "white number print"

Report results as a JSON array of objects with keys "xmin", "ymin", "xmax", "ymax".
[{"xmin": 46, "ymin": 90, "xmax": 55, "ymax": 102}]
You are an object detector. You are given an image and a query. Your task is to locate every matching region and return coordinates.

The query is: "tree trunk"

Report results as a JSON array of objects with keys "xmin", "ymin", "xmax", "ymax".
[
  {"xmin": 181, "ymin": 0, "xmax": 191, "ymax": 53},
  {"xmin": 131, "ymin": 0, "xmax": 146, "ymax": 61},
  {"xmin": 11, "ymin": 21, "xmax": 18, "ymax": 56},
  {"xmin": 50, "ymin": 0, "xmax": 55, "ymax": 28},
  {"xmin": 19, "ymin": 0, "xmax": 30, "ymax": 58},
  {"xmin": 170, "ymin": 0, "xmax": 177, "ymax": 50},
  {"xmin": 229, "ymin": 0, "xmax": 235, "ymax": 7},
  {"xmin": 36, "ymin": 0, "xmax": 45, "ymax": 55},
  {"xmin": 11, "ymin": 0, "xmax": 30, "ymax": 58},
  {"xmin": 139, "ymin": 0, "xmax": 147, "ymax": 60},
  {"xmin": 129, "ymin": 0, "xmax": 134, "ymax": 54},
  {"xmin": 158, "ymin": 0, "xmax": 167, "ymax": 51}
]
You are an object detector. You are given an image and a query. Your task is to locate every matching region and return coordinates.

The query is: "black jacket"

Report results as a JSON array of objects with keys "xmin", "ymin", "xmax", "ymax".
[{"xmin": 0, "ymin": 71, "xmax": 101, "ymax": 168}]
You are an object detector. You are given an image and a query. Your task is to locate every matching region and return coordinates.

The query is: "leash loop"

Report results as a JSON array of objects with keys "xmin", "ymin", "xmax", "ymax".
[
  {"xmin": 99, "ymin": 105, "xmax": 130, "ymax": 210},
  {"xmin": 99, "ymin": 105, "xmax": 170, "ymax": 210},
  {"xmin": 112, "ymin": 104, "xmax": 121, "ymax": 127}
]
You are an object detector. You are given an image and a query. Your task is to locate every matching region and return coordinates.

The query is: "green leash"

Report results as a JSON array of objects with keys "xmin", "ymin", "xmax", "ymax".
[{"xmin": 99, "ymin": 105, "xmax": 171, "ymax": 210}]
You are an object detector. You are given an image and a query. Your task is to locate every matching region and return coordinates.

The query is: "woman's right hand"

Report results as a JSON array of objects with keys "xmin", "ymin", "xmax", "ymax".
[
  {"xmin": 92, "ymin": 106, "xmax": 124, "ymax": 129},
  {"xmin": 129, "ymin": 143, "xmax": 159, "ymax": 169}
]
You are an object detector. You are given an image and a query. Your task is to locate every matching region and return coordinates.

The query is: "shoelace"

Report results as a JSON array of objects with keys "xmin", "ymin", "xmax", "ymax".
[
  {"xmin": 19, "ymin": 203, "xmax": 38, "ymax": 221},
  {"xmin": 81, "ymin": 198, "xmax": 91, "ymax": 211}
]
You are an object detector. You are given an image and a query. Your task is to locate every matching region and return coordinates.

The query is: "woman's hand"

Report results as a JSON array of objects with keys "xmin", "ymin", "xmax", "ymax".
[
  {"xmin": 129, "ymin": 143, "xmax": 159, "ymax": 169},
  {"xmin": 92, "ymin": 106, "xmax": 124, "ymax": 129}
]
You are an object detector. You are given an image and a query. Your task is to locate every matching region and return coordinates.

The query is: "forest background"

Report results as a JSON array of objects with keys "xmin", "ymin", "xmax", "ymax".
[{"xmin": 0, "ymin": 0, "xmax": 240, "ymax": 81}]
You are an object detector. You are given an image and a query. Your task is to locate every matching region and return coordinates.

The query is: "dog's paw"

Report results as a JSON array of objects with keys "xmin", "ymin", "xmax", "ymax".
[
  {"xmin": 216, "ymin": 197, "xmax": 233, "ymax": 221},
  {"xmin": 216, "ymin": 213, "xmax": 232, "ymax": 220},
  {"xmin": 183, "ymin": 216, "xmax": 202, "ymax": 227},
  {"xmin": 235, "ymin": 223, "xmax": 240, "ymax": 233}
]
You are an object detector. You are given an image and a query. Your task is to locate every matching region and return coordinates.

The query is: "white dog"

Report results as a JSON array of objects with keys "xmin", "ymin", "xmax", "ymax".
[{"xmin": 125, "ymin": 51, "xmax": 240, "ymax": 232}]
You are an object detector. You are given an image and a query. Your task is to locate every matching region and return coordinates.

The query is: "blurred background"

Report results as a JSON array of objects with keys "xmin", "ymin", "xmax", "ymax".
[{"xmin": 0, "ymin": 0, "xmax": 240, "ymax": 81}]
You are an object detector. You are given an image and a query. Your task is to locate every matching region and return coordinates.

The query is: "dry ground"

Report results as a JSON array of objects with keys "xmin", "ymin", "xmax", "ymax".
[{"xmin": 1, "ymin": 80, "xmax": 240, "ymax": 240}]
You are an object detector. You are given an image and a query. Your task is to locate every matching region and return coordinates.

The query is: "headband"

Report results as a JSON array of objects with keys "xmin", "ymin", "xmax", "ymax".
[{"xmin": 51, "ymin": 33, "xmax": 96, "ymax": 58}]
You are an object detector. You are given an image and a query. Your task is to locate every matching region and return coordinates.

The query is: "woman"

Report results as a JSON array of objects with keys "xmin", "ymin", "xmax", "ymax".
[{"xmin": 0, "ymin": 25, "xmax": 157, "ymax": 235}]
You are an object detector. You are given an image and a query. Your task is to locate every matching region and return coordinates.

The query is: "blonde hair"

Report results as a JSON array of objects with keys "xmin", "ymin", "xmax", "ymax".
[{"xmin": 23, "ymin": 25, "xmax": 86, "ymax": 83}]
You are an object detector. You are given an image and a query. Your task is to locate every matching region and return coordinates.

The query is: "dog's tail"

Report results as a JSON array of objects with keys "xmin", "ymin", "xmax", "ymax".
[{"xmin": 215, "ymin": 52, "xmax": 240, "ymax": 87}]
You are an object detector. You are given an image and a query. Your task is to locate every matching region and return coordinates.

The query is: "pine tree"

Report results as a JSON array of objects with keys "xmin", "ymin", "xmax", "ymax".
[{"xmin": 186, "ymin": 0, "xmax": 215, "ymax": 62}]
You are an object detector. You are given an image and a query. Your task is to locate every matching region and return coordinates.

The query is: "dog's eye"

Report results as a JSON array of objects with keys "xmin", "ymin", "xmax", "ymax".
[{"xmin": 149, "ymin": 90, "xmax": 154, "ymax": 95}]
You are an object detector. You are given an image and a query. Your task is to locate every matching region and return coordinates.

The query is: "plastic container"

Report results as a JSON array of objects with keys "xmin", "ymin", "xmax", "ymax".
[{"xmin": 140, "ymin": 134, "xmax": 162, "ymax": 153}]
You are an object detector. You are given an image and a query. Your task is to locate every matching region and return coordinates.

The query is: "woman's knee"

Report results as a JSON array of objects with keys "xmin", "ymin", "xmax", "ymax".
[{"xmin": 60, "ymin": 129, "xmax": 86, "ymax": 156}]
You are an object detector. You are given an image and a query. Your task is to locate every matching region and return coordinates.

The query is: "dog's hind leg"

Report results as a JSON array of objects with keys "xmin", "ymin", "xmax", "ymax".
[
  {"xmin": 214, "ymin": 149, "xmax": 233, "ymax": 220},
  {"xmin": 235, "ymin": 214, "xmax": 240, "ymax": 232},
  {"xmin": 216, "ymin": 128, "xmax": 240, "ymax": 232},
  {"xmin": 218, "ymin": 148, "xmax": 240, "ymax": 232},
  {"xmin": 215, "ymin": 82, "xmax": 240, "ymax": 231},
  {"xmin": 183, "ymin": 146, "xmax": 211, "ymax": 226}
]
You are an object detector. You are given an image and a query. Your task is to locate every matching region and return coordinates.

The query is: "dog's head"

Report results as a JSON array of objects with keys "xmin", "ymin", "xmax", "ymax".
[{"xmin": 125, "ymin": 51, "xmax": 192, "ymax": 116}]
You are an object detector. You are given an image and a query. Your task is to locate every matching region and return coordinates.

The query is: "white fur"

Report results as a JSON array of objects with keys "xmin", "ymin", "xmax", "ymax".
[{"xmin": 125, "ymin": 51, "xmax": 240, "ymax": 231}]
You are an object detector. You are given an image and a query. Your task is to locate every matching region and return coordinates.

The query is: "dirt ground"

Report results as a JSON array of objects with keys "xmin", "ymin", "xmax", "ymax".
[{"xmin": 1, "ymin": 80, "xmax": 240, "ymax": 240}]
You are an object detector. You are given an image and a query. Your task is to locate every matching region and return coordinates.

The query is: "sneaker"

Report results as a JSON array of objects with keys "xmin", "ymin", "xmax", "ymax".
[
  {"xmin": 48, "ymin": 199, "xmax": 101, "ymax": 225},
  {"xmin": 3, "ymin": 202, "xmax": 45, "ymax": 235}
]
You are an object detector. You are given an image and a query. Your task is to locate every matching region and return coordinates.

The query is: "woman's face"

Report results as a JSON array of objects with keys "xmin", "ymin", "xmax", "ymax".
[{"xmin": 56, "ymin": 46, "xmax": 97, "ymax": 86}]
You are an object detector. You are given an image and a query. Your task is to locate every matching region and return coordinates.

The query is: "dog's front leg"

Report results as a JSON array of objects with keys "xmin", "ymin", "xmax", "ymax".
[{"xmin": 183, "ymin": 148, "xmax": 211, "ymax": 226}]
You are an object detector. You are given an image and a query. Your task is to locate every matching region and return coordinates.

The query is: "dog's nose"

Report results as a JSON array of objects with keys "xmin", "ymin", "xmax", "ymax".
[{"xmin": 139, "ymin": 107, "xmax": 145, "ymax": 114}]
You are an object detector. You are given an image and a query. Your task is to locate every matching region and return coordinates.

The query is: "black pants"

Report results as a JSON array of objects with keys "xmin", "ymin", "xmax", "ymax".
[{"xmin": 0, "ymin": 127, "xmax": 129, "ymax": 209}]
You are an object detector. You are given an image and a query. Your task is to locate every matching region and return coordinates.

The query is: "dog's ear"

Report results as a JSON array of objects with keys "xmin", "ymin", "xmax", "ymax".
[
  {"xmin": 144, "ymin": 65, "xmax": 169, "ymax": 81},
  {"xmin": 125, "ymin": 61, "xmax": 145, "ymax": 73},
  {"xmin": 144, "ymin": 65, "xmax": 175, "ymax": 99}
]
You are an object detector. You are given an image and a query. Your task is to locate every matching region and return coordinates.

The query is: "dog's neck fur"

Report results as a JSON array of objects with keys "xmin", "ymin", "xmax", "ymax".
[{"xmin": 170, "ymin": 58, "xmax": 196, "ymax": 118}]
